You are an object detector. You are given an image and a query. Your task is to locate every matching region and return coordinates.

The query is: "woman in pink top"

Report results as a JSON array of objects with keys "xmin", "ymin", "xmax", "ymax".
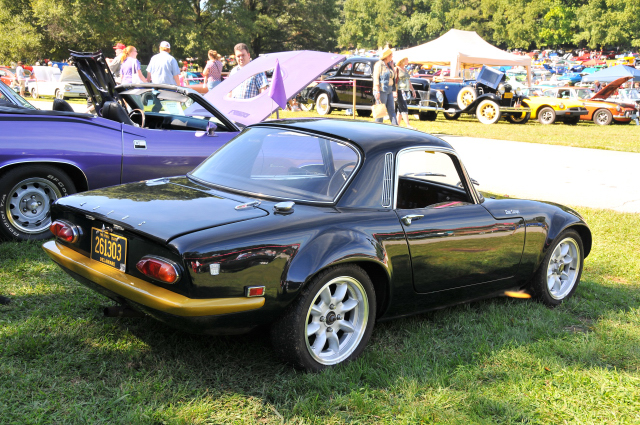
[
  {"xmin": 120, "ymin": 46, "xmax": 147, "ymax": 84},
  {"xmin": 203, "ymin": 50, "xmax": 223, "ymax": 90}
]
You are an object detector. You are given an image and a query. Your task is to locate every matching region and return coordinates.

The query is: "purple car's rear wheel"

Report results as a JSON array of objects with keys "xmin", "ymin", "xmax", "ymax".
[
  {"xmin": 0, "ymin": 165, "xmax": 76, "ymax": 241},
  {"xmin": 271, "ymin": 264, "xmax": 376, "ymax": 372}
]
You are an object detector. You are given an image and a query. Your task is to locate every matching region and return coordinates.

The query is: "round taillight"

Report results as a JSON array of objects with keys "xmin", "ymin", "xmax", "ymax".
[
  {"xmin": 136, "ymin": 256, "xmax": 180, "ymax": 284},
  {"xmin": 50, "ymin": 220, "xmax": 80, "ymax": 243}
]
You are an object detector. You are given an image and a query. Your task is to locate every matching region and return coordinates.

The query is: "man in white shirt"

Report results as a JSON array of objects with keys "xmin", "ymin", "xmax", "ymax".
[{"xmin": 147, "ymin": 41, "xmax": 180, "ymax": 86}]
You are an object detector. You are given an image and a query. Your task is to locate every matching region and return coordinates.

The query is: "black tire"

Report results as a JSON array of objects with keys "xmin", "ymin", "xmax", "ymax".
[
  {"xmin": 419, "ymin": 111, "xmax": 437, "ymax": 121},
  {"xmin": 315, "ymin": 92, "xmax": 332, "ymax": 115},
  {"xmin": 529, "ymin": 229, "xmax": 584, "ymax": 307},
  {"xmin": 537, "ymin": 106, "xmax": 556, "ymax": 125},
  {"xmin": 356, "ymin": 109, "xmax": 372, "ymax": 118},
  {"xmin": 270, "ymin": 264, "xmax": 376, "ymax": 372},
  {"xmin": 0, "ymin": 165, "xmax": 76, "ymax": 241},
  {"xmin": 563, "ymin": 117, "xmax": 580, "ymax": 125},
  {"xmin": 505, "ymin": 111, "xmax": 530, "ymax": 124},
  {"xmin": 593, "ymin": 109, "xmax": 613, "ymax": 125},
  {"xmin": 443, "ymin": 112, "xmax": 461, "ymax": 120}
]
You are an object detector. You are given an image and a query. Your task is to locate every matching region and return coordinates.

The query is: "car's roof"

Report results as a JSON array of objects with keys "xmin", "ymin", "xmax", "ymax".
[{"xmin": 251, "ymin": 118, "xmax": 454, "ymax": 154}]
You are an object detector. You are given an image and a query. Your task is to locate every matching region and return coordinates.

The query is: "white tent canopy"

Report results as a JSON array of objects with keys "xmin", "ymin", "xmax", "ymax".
[{"xmin": 395, "ymin": 29, "xmax": 532, "ymax": 86}]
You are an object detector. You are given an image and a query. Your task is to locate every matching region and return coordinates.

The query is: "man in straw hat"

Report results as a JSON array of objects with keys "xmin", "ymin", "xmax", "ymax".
[{"xmin": 372, "ymin": 47, "xmax": 398, "ymax": 125}]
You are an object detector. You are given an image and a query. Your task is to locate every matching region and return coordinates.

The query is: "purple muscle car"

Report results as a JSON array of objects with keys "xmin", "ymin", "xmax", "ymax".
[{"xmin": 0, "ymin": 50, "xmax": 343, "ymax": 241}]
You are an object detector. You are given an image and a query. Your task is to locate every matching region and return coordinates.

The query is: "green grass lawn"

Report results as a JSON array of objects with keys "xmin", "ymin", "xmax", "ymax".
[
  {"xmin": 274, "ymin": 109, "xmax": 640, "ymax": 153},
  {"xmin": 1, "ymin": 206, "xmax": 639, "ymax": 424}
]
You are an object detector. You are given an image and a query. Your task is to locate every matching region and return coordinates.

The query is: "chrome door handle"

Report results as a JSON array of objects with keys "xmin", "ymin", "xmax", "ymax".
[{"xmin": 401, "ymin": 214, "xmax": 424, "ymax": 226}]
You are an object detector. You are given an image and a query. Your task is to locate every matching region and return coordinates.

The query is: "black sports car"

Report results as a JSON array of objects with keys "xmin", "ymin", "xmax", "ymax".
[{"xmin": 43, "ymin": 119, "xmax": 591, "ymax": 371}]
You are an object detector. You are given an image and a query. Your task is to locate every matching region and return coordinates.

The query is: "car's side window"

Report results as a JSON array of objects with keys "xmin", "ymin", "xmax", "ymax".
[
  {"xmin": 353, "ymin": 63, "xmax": 372, "ymax": 76},
  {"xmin": 396, "ymin": 150, "xmax": 473, "ymax": 209},
  {"xmin": 339, "ymin": 63, "xmax": 353, "ymax": 76}
]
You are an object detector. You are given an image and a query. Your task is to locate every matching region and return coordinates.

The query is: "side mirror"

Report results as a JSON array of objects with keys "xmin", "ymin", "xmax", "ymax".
[{"xmin": 195, "ymin": 122, "xmax": 217, "ymax": 137}]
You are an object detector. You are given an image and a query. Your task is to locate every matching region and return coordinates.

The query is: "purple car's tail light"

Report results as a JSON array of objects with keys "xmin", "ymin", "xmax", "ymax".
[{"xmin": 50, "ymin": 220, "xmax": 80, "ymax": 243}]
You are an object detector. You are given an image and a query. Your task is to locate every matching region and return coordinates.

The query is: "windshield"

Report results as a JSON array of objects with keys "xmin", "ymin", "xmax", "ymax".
[
  {"xmin": 190, "ymin": 127, "xmax": 360, "ymax": 203},
  {"xmin": 573, "ymin": 89, "xmax": 593, "ymax": 99}
]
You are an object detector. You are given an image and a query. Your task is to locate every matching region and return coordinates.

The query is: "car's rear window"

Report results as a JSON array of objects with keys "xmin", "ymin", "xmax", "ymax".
[{"xmin": 190, "ymin": 127, "xmax": 360, "ymax": 203}]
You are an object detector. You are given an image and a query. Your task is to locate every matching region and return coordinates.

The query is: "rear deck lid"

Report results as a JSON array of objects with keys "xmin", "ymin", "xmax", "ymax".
[{"xmin": 55, "ymin": 177, "xmax": 268, "ymax": 243}]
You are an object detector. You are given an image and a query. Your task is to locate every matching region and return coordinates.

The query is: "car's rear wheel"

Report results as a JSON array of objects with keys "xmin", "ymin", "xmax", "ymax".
[
  {"xmin": 315, "ymin": 93, "xmax": 332, "ymax": 115},
  {"xmin": 356, "ymin": 109, "xmax": 371, "ymax": 117},
  {"xmin": 505, "ymin": 111, "xmax": 530, "ymax": 124},
  {"xmin": 529, "ymin": 229, "xmax": 584, "ymax": 307},
  {"xmin": 443, "ymin": 112, "xmax": 460, "ymax": 120},
  {"xmin": 0, "ymin": 165, "xmax": 76, "ymax": 241},
  {"xmin": 537, "ymin": 106, "xmax": 556, "ymax": 124},
  {"xmin": 593, "ymin": 109, "xmax": 613, "ymax": 125},
  {"xmin": 271, "ymin": 264, "xmax": 376, "ymax": 372},
  {"xmin": 457, "ymin": 87, "xmax": 477, "ymax": 109},
  {"xmin": 476, "ymin": 100, "xmax": 501, "ymax": 124},
  {"xmin": 31, "ymin": 87, "xmax": 39, "ymax": 99}
]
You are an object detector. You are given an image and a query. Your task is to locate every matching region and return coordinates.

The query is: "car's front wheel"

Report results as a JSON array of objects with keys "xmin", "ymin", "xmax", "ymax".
[
  {"xmin": 271, "ymin": 265, "xmax": 376, "ymax": 372},
  {"xmin": 443, "ymin": 112, "xmax": 460, "ymax": 120},
  {"xmin": 0, "ymin": 165, "xmax": 76, "ymax": 241},
  {"xmin": 529, "ymin": 229, "xmax": 584, "ymax": 307},
  {"xmin": 315, "ymin": 93, "xmax": 332, "ymax": 115},
  {"xmin": 537, "ymin": 106, "xmax": 556, "ymax": 124},
  {"xmin": 419, "ymin": 111, "xmax": 437, "ymax": 121},
  {"xmin": 476, "ymin": 100, "xmax": 501, "ymax": 124},
  {"xmin": 593, "ymin": 109, "xmax": 613, "ymax": 125},
  {"xmin": 55, "ymin": 90, "xmax": 65, "ymax": 100}
]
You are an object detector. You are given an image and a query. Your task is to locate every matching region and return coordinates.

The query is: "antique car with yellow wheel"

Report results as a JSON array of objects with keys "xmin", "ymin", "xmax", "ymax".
[{"xmin": 431, "ymin": 66, "xmax": 531, "ymax": 124}]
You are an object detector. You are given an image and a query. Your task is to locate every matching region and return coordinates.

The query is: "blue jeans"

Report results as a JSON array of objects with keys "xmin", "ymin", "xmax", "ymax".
[
  {"xmin": 375, "ymin": 91, "xmax": 397, "ymax": 125},
  {"xmin": 207, "ymin": 80, "xmax": 221, "ymax": 90}
]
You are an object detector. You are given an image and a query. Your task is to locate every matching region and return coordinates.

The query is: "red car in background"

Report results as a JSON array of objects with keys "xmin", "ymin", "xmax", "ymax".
[{"xmin": 0, "ymin": 66, "xmax": 33, "ymax": 87}]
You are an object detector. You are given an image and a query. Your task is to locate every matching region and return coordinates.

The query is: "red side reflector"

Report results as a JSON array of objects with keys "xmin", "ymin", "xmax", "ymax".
[
  {"xmin": 245, "ymin": 286, "xmax": 265, "ymax": 297},
  {"xmin": 50, "ymin": 220, "xmax": 80, "ymax": 243},
  {"xmin": 136, "ymin": 256, "xmax": 180, "ymax": 284}
]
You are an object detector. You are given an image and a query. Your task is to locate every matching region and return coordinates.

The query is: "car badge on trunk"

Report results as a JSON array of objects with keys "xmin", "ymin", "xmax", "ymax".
[{"xmin": 235, "ymin": 201, "xmax": 261, "ymax": 210}]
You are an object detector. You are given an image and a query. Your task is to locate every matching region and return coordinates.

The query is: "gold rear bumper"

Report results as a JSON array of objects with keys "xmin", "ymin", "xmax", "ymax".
[{"xmin": 42, "ymin": 241, "xmax": 265, "ymax": 317}]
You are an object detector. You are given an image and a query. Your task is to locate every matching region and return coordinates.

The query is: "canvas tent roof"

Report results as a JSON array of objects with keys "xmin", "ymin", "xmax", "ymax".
[
  {"xmin": 395, "ymin": 29, "xmax": 532, "ymax": 85},
  {"xmin": 581, "ymin": 65, "xmax": 640, "ymax": 83}
]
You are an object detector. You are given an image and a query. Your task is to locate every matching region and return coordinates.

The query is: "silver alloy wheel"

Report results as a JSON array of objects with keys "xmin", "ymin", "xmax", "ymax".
[
  {"xmin": 547, "ymin": 237, "xmax": 581, "ymax": 300},
  {"xmin": 6, "ymin": 177, "xmax": 62, "ymax": 234},
  {"xmin": 316, "ymin": 93, "xmax": 331, "ymax": 115},
  {"xmin": 594, "ymin": 110, "xmax": 612, "ymax": 125},
  {"xmin": 304, "ymin": 276, "xmax": 369, "ymax": 365}
]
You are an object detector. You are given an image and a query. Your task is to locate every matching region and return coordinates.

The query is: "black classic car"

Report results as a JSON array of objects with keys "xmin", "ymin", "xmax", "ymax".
[
  {"xmin": 299, "ymin": 57, "xmax": 444, "ymax": 121},
  {"xmin": 430, "ymin": 66, "xmax": 531, "ymax": 124},
  {"xmin": 43, "ymin": 119, "xmax": 591, "ymax": 371}
]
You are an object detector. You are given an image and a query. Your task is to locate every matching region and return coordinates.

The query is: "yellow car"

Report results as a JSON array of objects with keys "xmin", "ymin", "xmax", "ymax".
[{"xmin": 520, "ymin": 90, "xmax": 589, "ymax": 124}]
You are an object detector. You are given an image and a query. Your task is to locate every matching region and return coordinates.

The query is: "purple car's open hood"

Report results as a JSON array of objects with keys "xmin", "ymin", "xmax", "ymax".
[{"xmin": 205, "ymin": 51, "xmax": 345, "ymax": 126}]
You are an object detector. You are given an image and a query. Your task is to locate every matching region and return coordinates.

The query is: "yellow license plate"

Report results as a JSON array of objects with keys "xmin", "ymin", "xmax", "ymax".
[
  {"xmin": 91, "ymin": 228, "xmax": 127, "ymax": 272},
  {"xmin": 503, "ymin": 92, "xmax": 513, "ymax": 99}
]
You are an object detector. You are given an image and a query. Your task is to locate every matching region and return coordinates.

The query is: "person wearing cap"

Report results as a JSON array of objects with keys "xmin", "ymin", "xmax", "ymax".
[
  {"xmin": 146, "ymin": 41, "xmax": 181, "ymax": 86},
  {"xmin": 15, "ymin": 61, "xmax": 26, "ymax": 96},
  {"xmin": 372, "ymin": 47, "xmax": 398, "ymax": 125},
  {"xmin": 228, "ymin": 43, "xmax": 268, "ymax": 99},
  {"xmin": 108, "ymin": 42, "xmax": 126, "ymax": 82}
]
